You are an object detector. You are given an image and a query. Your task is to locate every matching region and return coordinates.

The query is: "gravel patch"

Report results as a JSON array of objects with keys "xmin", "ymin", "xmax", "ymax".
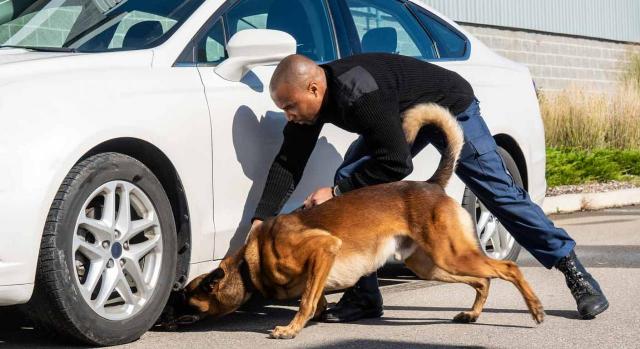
[{"xmin": 546, "ymin": 180, "xmax": 640, "ymax": 197}]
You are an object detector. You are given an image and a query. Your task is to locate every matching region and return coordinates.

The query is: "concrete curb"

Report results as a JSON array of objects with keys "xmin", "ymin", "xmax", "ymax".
[{"xmin": 543, "ymin": 188, "xmax": 640, "ymax": 214}]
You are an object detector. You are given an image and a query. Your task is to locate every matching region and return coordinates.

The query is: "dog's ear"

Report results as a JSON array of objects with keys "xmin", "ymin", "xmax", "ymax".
[
  {"xmin": 200, "ymin": 268, "xmax": 225, "ymax": 292},
  {"xmin": 211, "ymin": 267, "xmax": 225, "ymax": 280}
]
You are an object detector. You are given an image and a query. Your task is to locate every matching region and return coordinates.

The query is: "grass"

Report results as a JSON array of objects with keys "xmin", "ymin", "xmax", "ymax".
[
  {"xmin": 539, "ymin": 50, "xmax": 640, "ymax": 150},
  {"xmin": 539, "ymin": 51, "xmax": 640, "ymax": 187},
  {"xmin": 621, "ymin": 51, "xmax": 640, "ymax": 88},
  {"xmin": 546, "ymin": 147, "xmax": 640, "ymax": 186},
  {"xmin": 539, "ymin": 83, "xmax": 640, "ymax": 150}
]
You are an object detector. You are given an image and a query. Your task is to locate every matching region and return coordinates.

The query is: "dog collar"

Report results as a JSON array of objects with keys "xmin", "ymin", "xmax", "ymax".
[{"xmin": 240, "ymin": 258, "xmax": 256, "ymax": 294}]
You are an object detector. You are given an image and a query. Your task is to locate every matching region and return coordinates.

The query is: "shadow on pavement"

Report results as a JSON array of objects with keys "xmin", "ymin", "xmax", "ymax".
[
  {"xmin": 304, "ymin": 339, "xmax": 486, "ymax": 348},
  {"xmin": 517, "ymin": 245, "xmax": 640, "ymax": 268},
  {"xmin": 152, "ymin": 292, "xmax": 579, "ymax": 337},
  {"xmin": 1, "ymin": 294, "xmax": 579, "ymax": 347},
  {"xmin": 1, "ymin": 261, "xmax": 582, "ymax": 346},
  {"xmin": 383, "ymin": 305, "xmax": 580, "ymax": 320},
  {"xmin": 0, "ymin": 306, "xmax": 83, "ymax": 348}
]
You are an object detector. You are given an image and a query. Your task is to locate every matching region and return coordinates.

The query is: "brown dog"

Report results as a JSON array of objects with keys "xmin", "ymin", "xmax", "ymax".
[{"xmin": 175, "ymin": 103, "xmax": 545, "ymax": 339}]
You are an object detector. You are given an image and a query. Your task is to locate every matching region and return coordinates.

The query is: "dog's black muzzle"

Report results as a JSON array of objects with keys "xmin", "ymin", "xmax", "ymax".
[{"xmin": 155, "ymin": 290, "xmax": 204, "ymax": 330}]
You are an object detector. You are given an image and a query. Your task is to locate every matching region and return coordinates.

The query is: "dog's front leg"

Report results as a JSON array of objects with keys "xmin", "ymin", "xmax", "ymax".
[
  {"xmin": 270, "ymin": 235, "xmax": 341, "ymax": 339},
  {"xmin": 312, "ymin": 295, "xmax": 327, "ymax": 321}
]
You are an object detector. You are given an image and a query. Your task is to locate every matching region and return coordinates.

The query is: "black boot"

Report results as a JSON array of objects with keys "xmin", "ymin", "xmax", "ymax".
[
  {"xmin": 321, "ymin": 273, "xmax": 383, "ymax": 323},
  {"xmin": 555, "ymin": 250, "xmax": 609, "ymax": 319}
]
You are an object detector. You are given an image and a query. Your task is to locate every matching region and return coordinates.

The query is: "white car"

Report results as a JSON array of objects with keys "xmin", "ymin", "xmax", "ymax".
[{"xmin": 0, "ymin": 0, "xmax": 546, "ymax": 345}]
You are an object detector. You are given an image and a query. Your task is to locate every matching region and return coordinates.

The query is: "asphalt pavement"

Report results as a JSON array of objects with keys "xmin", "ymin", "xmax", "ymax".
[{"xmin": 1, "ymin": 205, "xmax": 639, "ymax": 348}]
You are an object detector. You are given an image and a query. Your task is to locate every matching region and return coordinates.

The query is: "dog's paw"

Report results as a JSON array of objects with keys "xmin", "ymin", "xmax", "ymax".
[
  {"xmin": 269, "ymin": 326, "xmax": 298, "ymax": 339},
  {"xmin": 453, "ymin": 311, "xmax": 478, "ymax": 323},
  {"xmin": 175, "ymin": 314, "xmax": 202, "ymax": 325},
  {"xmin": 531, "ymin": 304, "xmax": 545, "ymax": 324}
]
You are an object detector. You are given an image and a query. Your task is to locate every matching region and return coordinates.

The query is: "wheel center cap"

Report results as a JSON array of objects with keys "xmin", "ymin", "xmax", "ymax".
[{"xmin": 111, "ymin": 242, "xmax": 123, "ymax": 259}]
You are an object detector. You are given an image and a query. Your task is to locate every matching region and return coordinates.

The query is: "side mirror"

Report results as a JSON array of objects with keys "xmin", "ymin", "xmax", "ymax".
[{"xmin": 215, "ymin": 29, "xmax": 296, "ymax": 82}]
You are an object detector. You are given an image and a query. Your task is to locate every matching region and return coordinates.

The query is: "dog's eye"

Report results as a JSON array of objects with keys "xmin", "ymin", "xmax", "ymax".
[{"xmin": 199, "ymin": 282, "xmax": 213, "ymax": 293}]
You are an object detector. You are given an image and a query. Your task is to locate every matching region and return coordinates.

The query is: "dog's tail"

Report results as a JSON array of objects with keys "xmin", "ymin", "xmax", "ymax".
[{"xmin": 402, "ymin": 103, "xmax": 464, "ymax": 188}]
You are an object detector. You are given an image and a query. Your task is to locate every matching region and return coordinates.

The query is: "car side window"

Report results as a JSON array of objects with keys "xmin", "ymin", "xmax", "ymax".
[
  {"xmin": 196, "ymin": 0, "xmax": 336, "ymax": 64},
  {"xmin": 343, "ymin": 0, "xmax": 435, "ymax": 59},
  {"xmin": 197, "ymin": 19, "xmax": 226, "ymax": 64},
  {"xmin": 0, "ymin": 0, "xmax": 11, "ymax": 25},
  {"xmin": 410, "ymin": 4, "xmax": 468, "ymax": 59}
]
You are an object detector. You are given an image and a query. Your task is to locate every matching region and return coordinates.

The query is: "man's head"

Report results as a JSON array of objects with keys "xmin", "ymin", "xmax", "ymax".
[{"xmin": 270, "ymin": 54, "xmax": 327, "ymax": 125}]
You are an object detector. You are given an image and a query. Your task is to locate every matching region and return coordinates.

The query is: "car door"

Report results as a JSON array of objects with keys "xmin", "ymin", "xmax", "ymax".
[
  {"xmin": 328, "ymin": 0, "xmax": 467, "ymax": 199},
  {"xmin": 185, "ymin": 0, "xmax": 356, "ymax": 259}
]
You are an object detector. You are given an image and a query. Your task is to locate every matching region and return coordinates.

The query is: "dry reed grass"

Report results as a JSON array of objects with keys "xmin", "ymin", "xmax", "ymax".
[{"xmin": 539, "ymin": 52, "xmax": 640, "ymax": 150}]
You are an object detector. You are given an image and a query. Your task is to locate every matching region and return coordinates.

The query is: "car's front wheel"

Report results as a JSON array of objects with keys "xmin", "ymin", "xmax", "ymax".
[
  {"xmin": 27, "ymin": 153, "xmax": 176, "ymax": 346},
  {"xmin": 462, "ymin": 146, "xmax": 522, "ymax": 261}
]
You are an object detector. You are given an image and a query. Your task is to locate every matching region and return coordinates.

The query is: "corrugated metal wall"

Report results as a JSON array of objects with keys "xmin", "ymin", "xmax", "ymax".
[{"xmin": 419, "ymin": 0, "xmax": 640, "ymax": 43}]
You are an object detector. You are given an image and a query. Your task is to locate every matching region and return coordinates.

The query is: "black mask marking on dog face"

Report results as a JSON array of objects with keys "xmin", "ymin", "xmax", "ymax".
[{"xmin": 200, "ymin": 267, "xmax": 225, "ymax": 292}]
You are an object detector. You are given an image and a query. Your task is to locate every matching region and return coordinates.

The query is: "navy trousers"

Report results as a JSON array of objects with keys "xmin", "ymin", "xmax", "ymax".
[{"xmin": 334, "ymin": 99, "xmax": 576, "ymax": 294}]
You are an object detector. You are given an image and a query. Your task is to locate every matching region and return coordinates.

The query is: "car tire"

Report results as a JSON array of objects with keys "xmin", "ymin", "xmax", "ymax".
[
  {"xmin": 26, "ymin": 153, "xmax": 176, "ymax": 346},
  {"xmin": 462, "ymin": 146, "xmax": 522, "ymax": 261}
]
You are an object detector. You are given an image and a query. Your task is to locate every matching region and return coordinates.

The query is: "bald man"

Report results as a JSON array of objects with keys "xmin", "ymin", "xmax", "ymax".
[{"xmin": 250, "ymin": 53, "xmax": 608, "ymax": 323}]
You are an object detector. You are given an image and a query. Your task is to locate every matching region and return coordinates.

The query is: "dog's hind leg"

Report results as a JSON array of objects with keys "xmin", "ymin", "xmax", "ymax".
[
  {"xmin": 414, "ymin": 203, "xmax": 544, "ymax": 324},
  {"xmin": 270, "ymin": 232, "xmax": 342, "ymax": 339},
  {"xmin": 434, "ymin": 252, "xmax": 544, "ymax": 324},
  {"xmin": 404, "ymin": 248, "xmax": 490, "ymax": 323}
]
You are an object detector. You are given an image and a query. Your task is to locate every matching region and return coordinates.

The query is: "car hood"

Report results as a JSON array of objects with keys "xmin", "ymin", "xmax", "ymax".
[
  {"xmin": 0, "ymin": 48, "xmax": 74, "ymax": 65},
  {"xmin": 0, "ymin": 48, "xmax": 154, "ymax": 86}
]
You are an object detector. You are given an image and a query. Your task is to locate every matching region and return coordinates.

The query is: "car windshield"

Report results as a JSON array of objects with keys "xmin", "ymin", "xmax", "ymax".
[{"xmin": 0, "ymin": 0, "xmax": 204, "ymax": 52}]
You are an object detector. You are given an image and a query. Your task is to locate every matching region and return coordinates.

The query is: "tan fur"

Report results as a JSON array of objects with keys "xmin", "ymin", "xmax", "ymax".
[
  {"xmin": 182, "ymin": 104, "xmax": 544, "ymax": 340},
  {"xmin": 325, "ymin": 237, "xmax": 396, "ymax": 290},
  {"xmin": 402, "ymin": 103, "xmax": 463, "ymax": 187}
]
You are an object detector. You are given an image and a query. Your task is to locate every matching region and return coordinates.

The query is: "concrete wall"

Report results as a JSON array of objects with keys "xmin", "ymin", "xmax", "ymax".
[
  {"xmin": 462, "ymin": 24, "xmax": 640, "ymax": 93},
  {"xmin": 421, "ymin": 0, "xmax": 640, "ymax": 44}
]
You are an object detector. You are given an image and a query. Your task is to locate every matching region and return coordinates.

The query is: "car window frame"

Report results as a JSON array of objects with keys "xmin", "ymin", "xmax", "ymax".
[
  {"xmin": 197, "ymin": 17, "xmax": 227, "ymax": 66},
  {"xmin": 175, "ymin": 0, "xmax": 339, "ymax": 67},
  {"xmin": 326, "ymin": 0, "xmax": 360, "ymax": 57},
  {"xmin": 1, "ymin": 0, "xmax": 208, "ymax": 53},
  {"xmin": 406, "ymin": 2, "xmax": 471, "ymax": 62},
  {"xmin": 175, "ymin": 0, "xmax": 237, "ymax": 67},
  {"xmin": 328, "ymin": 0, "xmax": 438, "ymax": 60}
]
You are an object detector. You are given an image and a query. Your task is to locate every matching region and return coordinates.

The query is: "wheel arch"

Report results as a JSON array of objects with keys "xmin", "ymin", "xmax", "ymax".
[
  {"xmin": 493, "ymin": 133, "xmax": 529, "ymax": 191},
  {"xmin": 81, "ymin": 137, "xmax": 191, "ymax": 290}
]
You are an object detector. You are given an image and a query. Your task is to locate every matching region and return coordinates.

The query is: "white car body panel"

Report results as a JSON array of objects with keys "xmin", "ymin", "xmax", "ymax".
[
  {"xmin": 0, "ymin": 49, "xmax": 216, "ymax": 301},
  {"xmin": 0, "ymin": 0, "xmax": 546, "ymax": 305}
]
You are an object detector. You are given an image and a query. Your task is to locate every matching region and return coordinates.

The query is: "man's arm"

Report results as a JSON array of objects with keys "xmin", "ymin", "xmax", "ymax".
[
  {"xmin": 334, "ymin": 91, "xmax": 413, "ymax": 194},
  {"xmin": 253, "ymin": 121, "xmax": 323, "ymax": 221}
]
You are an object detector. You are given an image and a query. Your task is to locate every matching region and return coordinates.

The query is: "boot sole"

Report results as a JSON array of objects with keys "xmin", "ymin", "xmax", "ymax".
[
  {"xmin": 321, "ymin": 308, "xmax": 384, "ymax": 323},
  {"xmin": 581, "ymin": 300, "xmax": 609, "ymax": 319}
]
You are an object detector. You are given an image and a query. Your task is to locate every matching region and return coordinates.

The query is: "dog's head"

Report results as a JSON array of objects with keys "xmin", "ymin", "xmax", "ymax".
[
  {"xmin": 183, "ymin": 257, "xmax": 252, "ymax": 320},
  {"xmin": 156, "ymin": 257, "xmax": 252, "ymax": 329}
]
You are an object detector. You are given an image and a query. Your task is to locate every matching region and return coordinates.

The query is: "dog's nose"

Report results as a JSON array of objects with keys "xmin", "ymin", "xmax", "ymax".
[{"xmin": 167, "ymin": 290, "xmax": 188, "ymax": 310}]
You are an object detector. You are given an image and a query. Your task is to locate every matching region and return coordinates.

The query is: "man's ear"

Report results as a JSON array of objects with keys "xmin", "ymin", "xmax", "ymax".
[{"xmin": 308, "ymin": 81, "xmax": 319, "ymax": 96}]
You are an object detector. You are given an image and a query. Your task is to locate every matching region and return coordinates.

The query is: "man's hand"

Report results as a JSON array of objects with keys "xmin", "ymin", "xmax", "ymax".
[{"xmin": 304, "ymin": 187, "xmax": 333, "ymax": 209}]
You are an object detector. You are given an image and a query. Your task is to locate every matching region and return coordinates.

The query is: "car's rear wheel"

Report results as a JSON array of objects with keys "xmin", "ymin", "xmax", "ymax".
[
  {"xmin": 462, "ymin": 146, "xmax": 522, "ymax": 261},
  {"xmin": 27, "ymin": 153, "xmax": 176, "ymax": 346}
]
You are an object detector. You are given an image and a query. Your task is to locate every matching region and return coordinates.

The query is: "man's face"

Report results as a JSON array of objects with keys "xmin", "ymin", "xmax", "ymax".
[{"xmin": 271, "ymin": 82, "xmax": 323, "ymax": 125}]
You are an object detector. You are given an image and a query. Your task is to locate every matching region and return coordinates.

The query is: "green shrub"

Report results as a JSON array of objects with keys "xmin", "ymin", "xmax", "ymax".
[{"xmin": 546, "ymin": 147, "xmax": 640, "ymax": 186}]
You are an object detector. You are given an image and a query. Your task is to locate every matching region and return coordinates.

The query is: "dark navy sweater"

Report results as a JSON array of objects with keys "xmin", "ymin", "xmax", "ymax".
[{"xmin": 253, "ymin": 53, "xmax": 474, "ymax": 221}]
